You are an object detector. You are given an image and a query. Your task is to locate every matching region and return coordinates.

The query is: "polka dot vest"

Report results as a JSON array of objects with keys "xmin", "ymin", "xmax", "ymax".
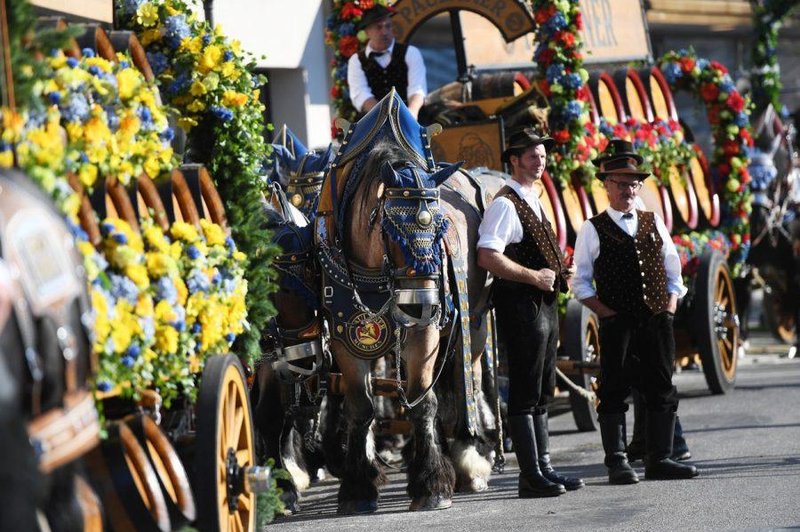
[
  {"xmin": 590, "ymin": 210, "xmax": 670, "ymax": 315},
  {"xmin": 495, "ymin": 185, "xmax": 565, "ymax": 299},
  {"xmin": 357, "ymin": 43, "xmax": 409, "ymax": 104}
]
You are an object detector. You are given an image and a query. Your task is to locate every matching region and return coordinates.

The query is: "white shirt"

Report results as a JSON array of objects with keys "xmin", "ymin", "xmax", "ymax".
[
  {"xmin": 572, "ymin": 207, "xmax": 687, "ymax": 302},
  {"xmin": 477, "ymin": 179, "xmax": 545, "ymax": 252},
  {"xmin": 347, "ymin": 39, "xmax": 427, "ymax": 112}
]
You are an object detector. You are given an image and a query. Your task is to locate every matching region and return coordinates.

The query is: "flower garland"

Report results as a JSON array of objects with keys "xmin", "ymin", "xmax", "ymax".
[
  {"xmin": 659, "ymin": 49, "xmax": 754, "ymax": 275},
  {"xmin": 751, "ymin": 0, "xmax": 799, "ymax": 114},
  {"xmin": 116, "ymin": 0, "xmax": 280, "ymax": 365},
  {"xmin": 326, "ymin": 0, "xmax": 390, "ymax": 122},
  {"xmin": 672, "ymin": 231, "xmax": 731, "ymax": 281},
  {"xmin": 532, "ymin": 0, "xmax": 593, "ymax": 185}
]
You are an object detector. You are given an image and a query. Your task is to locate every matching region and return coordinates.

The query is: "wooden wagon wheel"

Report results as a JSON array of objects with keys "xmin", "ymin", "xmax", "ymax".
[
  {"xmin": 613, "ymin": 68, "xmax": 654, "ymax": 123},
  {"xmin": 194, "ymin": 355, "xmax": 256, "ymax": 532},
  {"xmin": 170, "ymin": 168, "xmax": 202, "ymax": 227},
  {"xmin": 105, "ymin": 177, "xmax": 140, "ymax": 233},
  {"xmin": 536, "ymin": 170, "xmax": 568, "ymax": 250},
  {"xmin": 86, "ymin": 421, "xmax": 170, "ymax": 531},
  {"xmin": 136, "ymin": 174, "xmax": 171, "ymax": 232},
  {"xmin": 561, "ymin": 299, "xmax": 600, "ymax": 432},
  {"xmin": 108, "ymin": 31, "xmax": 155, "ymax": 82},
  {"xmin": 74, "ymin": 475, "xmax": 104, "ymax": 532},
  {"xmin": 127, "ymin": 413, "xmax": 197, "ymax": 529},
  {"xmin": 73, "ymin": 24, "xmax": 116, "ymax": 61},
  {"xmin": 691, "ymin": 250, "xmax": 738, "ymax": 394}
]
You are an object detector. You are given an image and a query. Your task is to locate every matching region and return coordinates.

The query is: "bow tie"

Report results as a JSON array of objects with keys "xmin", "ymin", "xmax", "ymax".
[
  {"xmin": 622, "ymin": 213, "xmax": 634, "ymax": 219},
  {"xmin": 369, "ymin": 50, "xmax": 388, "ymax": 59}
]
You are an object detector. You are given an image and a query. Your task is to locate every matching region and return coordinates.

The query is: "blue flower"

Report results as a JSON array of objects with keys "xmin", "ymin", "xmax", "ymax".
[
  {"xmin": 225, "ymin": 236, "xmax": 236, "ymax": 251},
  {"xmin": 62, "ymin": 93, "xmax": 90, "ymax": 122},
  {"xmin": 212, "ymin": 271, "xmax": 222, "ymax": 284},
  {"xmin": 211, "ymin": 105, "xmax": 234, "ymax": 122},
  {"xmin": 160, "ymin": 127, "xmax": 175, "ymax": 142},
  {"xmin": 339, "ymin": 22, "xmax": 355, "ymax": 36},
  {"xmin": 173, "ymin": 319, "xmax": 186, "ymax": 332},
  {"xmin": 164, "ymin": 15, "xmax": 191, "ymax": 49},
  {"xmin": 719, "ymin": 76, "xmax": 735, "ymax": 93},
  {"xmin": 137, "ymin": 106, "xmax": 153, "ymax": 129},
  {"xmin": 542, "ymin": 13, "xmax": 567, "ymax": 33},
  {"xmin": 202, "ymin": 33, "xmax": 212, "ymax": 45},
  {"xmin": 119, "ymin": 0, "xmax": 144, "ymax": 16},
  {"xmin": 696, "ymin": 58, "xmax": 710, "ymax": 70},
  {"xmin": 662, "ymin": 63, "xmax": 682, "ymax": 85},
  {"xmin": 106, "ymin": 108, "xmax": 120, "ymax": 130},
  {"xmin": 120, "ymin": 60, "xmax": 130, "ymax": 69},
  {"xmin": 66, "ymin": 57, "xmax": 79, "ymax": 68},
  {"xmin": 110, "ymin": 274, "xmax": 139, "ymax": 303},
  {"xmin": 563, "ymin": 72, "xmax": 583, "ymax": 90},
  {"xmin": 192, "ymin": 322, "xmax": 202, "ymax": 334},
  {"xmin": 563, "ymin": 100, "xmax": 583, "ymax": 121},
  {"xmin": 187, "ymin": 245, "xmax": 201, "ymax": 259},
  {"xmin": 223, "ymin": 50, "xmax": 234, "ymax": 62},
  {"xmin": 121, "ymin": 355, "xmax": 135, "ymax": 368},
  {"xmin": 226, "ymin": 333, "xmax": 236, "ymax": 343},
  {"xmin": 97, "ymin": 381, "xmax": 112, "ymax": 392},
  {"xmin": 100, "ymin": 222, "xmax": 115, "ymax": 236},
  {"xmin": 187, "ymin": 268, "xmax": 211, "ymax": 293},
  {"xmin": 167, "ymin": 71, "xmax": 191, "ymax": 95},
  {"xmin": 112, "ymin": 232, "xmax": 128, "ymax": 244},
  {"xmin": 545, "ymin": 64, "xmax": 564, "ymax": 83},
  {"xmin": 126, "ymin": 343, "xmax": 141, "ymax": 359},
  {"xmin": 735, "ymin": 112, "xmax": 749, "ymax": 127},
  {"xmin": 146, "ymin": 51, "xmax": 169, "ymax": 76},
  {"xmin": 47, "ymin": 91, "xmax": 61, "ymax": 104},
  {"xmin": 155, "ymin": 277, "xmax": 178, "ymax": 304}
]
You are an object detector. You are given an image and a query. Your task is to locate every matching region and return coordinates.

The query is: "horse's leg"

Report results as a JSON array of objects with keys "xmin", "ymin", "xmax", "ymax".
[
  {"xmin": 252, "ymin": 364, "xmax": 301, "ymax": 513},
  {"xmin": 334, "ymin": 349, "xmax": 386, "ymax": 515},
  {"xmin": 405, "ymin": 329, "xmax": 455, "ymax": 511},
  {"xmin": 321, "ymin": 392, "xmax": 347, "ymax": 479}
]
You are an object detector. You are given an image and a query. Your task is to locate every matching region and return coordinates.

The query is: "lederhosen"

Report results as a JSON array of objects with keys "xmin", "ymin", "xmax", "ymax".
[
  {"xmin": 492, "ymin": 185, "xmax": 567, "ymax": 416},
  {"xmin": 357, "ymin": 43, "xmax": 409, "ymax": 107},
  {"xmin": 590, "ymin": 210, "xmax": 678, "ymax": 415}
]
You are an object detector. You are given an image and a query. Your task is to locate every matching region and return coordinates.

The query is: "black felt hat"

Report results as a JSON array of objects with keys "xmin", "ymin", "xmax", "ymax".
[
  {"xmin": 593, "ymin": 139, "xmax": 649, "ymax": 180},
  {"xmin": 501, "ymin": 127, "xmax": 555, "ymax": 164},
  {"xmin": 358, "ymin": 5, "xmax": 394, "ymax": 30}
]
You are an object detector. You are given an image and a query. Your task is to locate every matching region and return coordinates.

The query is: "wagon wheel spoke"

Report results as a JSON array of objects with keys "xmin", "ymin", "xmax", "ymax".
[{"xmin": 238, "ymin": 493, "xmax": 252, "ymax": 511}]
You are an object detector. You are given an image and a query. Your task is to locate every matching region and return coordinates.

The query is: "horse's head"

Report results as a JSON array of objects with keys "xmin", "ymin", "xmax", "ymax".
[{"xmin": 353, "ymin": 150, "xmax": 461, "ymax": 329}]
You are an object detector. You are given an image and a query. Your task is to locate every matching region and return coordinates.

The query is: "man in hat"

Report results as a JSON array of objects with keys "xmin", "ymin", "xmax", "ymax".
[
  {"xmin": 477, "ymin": 128, "xmax": 584, "ymax": 498},
  {"xmin": 347, "ymin": 5, "xmax": 427, "ymax": 118},
  {"xmin": 572, "ymin": 139, "xmax": 699, "ymax": 484}
]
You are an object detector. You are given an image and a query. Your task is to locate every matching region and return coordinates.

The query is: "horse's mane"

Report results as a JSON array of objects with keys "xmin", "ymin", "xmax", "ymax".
[{"xmin": 348, "ymin": 138, "xmax": 408, "ymax": 230}]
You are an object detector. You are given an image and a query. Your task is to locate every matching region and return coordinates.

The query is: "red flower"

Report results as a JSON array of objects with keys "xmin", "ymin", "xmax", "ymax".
[
  {"xmin": 341, "ymin": 3, "xmax": 363, "ymax": 20},
  {"xmin": 723, "ymin": 139, "xmax": 740, "ymax": 156},
  {"xmin": 726, "ymin": 92, "xmax": 745, "ymax": 113},
  {"xmin": 575, "ymin": 12, "xmax": 584, "ymax": 31},
  {"xmin": 679, "ymin": 57, "xmax": 695, "ymax": 72},
  {"xmin": 613, "ymin": 123, "xmax": 628, "ymax": 138},
  {"xmin": 557, "ymin": 31, "xmax": 575, "ymax": 48},
  {"xmin": 576, "ymin": 86, "xmax": 589, "ymax": 101},
  {"xmin": 740, "ymin": 128, "xmax": 754, "ymax": 147},
  {"xmin": 708, "ymin": 106, "xmax": 721, "ymax": 125},
  {"xmin": 739, "ymin": 167, "xmax": 751, "ymax": 184},
  {"xmin": 535, "ymin": 5, "xmax": 557, "ymax": 25},
  {"xmin": 553, "ymin": 129, "xmax": 571, "ymax": 144},
  {"xmin": 700, "ymin": 83, "xmax": 720, "ymax": 102},
  {"xmin": 358, "ymin": 0, "xmax": 374, "ymax": 9},
  {"xmin": 539, "ymin": 48, "xmax": 555, "ymax": 66},
  {"xmin": 331, "ymin": 84, "xmax": 340, "ymax": 99},
  {"xmin": 710, "ymin": 61, "xmax": 728, "ymax": 74},
  {"xmin": 571, "ymin": 50, "xmax": 583, "ymax": 61},
  {"xmin": 339, "ymin": 35, "xmax": 359, "ymax": 58},
  {"xmin": 717, "ymin": 162, "xmax": 731, "ymax": 176}
]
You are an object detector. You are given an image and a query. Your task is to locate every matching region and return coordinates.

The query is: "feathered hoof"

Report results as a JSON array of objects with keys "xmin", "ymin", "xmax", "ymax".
[
  {"xmin": 465, "ymin": 477, "xmax": 489, "ymax": 493},
  {"xmin": 409, "ymin": 494, "xmax": 452, "ymax": 511},
  {"xmin": 280, "ymin": 491, "xmax": 300, "ymax": 515},
  {"xmin": 337, "ymin": 499, "xmax": 378, "ymax": 515}
]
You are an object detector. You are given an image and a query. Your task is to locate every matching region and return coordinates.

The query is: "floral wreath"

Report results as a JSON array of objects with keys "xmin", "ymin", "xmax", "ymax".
[
  {"xmin": 751, "ymin": 0, "xmax": 799, "ymax": 114},
  {"xmin": 659, "ymin": 49, "xmax": 754, "ymax": 275},
  {"xmin": 326, "ymin": 0, "xmax": 390, "ymax": 123}
]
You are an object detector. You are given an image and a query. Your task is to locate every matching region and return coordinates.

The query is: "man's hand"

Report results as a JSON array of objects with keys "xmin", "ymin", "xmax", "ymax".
[
  {"xmin": 532, "ymin": 268, "xmax": 557, "ymax": 292},
  {"xmin": 667, "ymin": 293, "xmax": 678, "ymax": 314}
]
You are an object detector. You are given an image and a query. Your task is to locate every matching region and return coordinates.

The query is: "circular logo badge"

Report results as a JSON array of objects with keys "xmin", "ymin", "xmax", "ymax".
[{"xmin": 348, "ymin": 313, "xmax": 389, "ymax": 354}]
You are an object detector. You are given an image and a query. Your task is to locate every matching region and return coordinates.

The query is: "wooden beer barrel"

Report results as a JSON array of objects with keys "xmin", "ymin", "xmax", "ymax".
[
  {"xmin": 169, "ymin": 168, "xmax": 201, "ymax": 227},
  {"xmin": 638, "ymin": 66, "xmax": 679, "ymax": 122},
  {"xmin": 536, "ymin": 171, "xmax": 568, "ymax": 250},
  {"xmin": 613, "ymin": 68, "xmax": 653, "ymax": 123},
  {"xmin": 35, "ymin": 17, "xmax": 82, "ymax": 58},
  {"xmin": 688, "ymin": 145, "xmax": 721, "ymax": 228},
  {"xmin": 73, "ymin": 24, "xmax": 116, "ymax": 61},
  {"xmin": 589, "ymin": 71, "xmax": 626, "ymax": 125},
  {"xmin": 67, "ymin": 173, "xmax": 102, "ymax": 246},
  {"xmin": 105, "ymin": 177, "xmax": 141, "ymax": 233},
  {"xmin": 663, "ymin": 164, "xmax": 699, "ymax": 230},
  {"xmin": 108, "ymin": 31, "xmax": 155, "ymax": 82},
  {"xmin": 558, "ymin": 174, "xmax": 593, "ymax": 242},
  {"xmin": 638, "ymin": 177, "xmax": 673, "ymax": 232},
  {"xmin": 585, "ymin": 85, "xmax": 601, "ymax": 126},
  {"xmin": 134, "ymin": 175, "xmax": 171, "ymax": 232}
]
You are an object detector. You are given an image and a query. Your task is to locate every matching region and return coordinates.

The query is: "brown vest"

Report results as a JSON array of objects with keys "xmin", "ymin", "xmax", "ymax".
[
  {"xmin": 494, "ymin": 185, "xmax": 566, "ymax": 301},
  {"xmin": 589, "ymin": 210, "xmax": 670, "ymax": 315},
  {"xmin": 357, "ymin": 43, "xmax": 408, "ymax": 104}
]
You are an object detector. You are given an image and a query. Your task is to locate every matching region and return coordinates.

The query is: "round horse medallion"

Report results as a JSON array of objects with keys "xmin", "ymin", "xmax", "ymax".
[{"xmin": 347, "ymin": 312, "xmax": 390, "ymax": 357}]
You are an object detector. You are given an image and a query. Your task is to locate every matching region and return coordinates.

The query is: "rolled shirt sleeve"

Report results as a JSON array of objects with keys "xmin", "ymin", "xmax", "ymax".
[
  {"xmin": 347, "ymin": 53, "xmax": 373, "ymax": 113},
  {"xmin": 405, "ymin": 45, "xmax": 427, "ymax": 100},
  {"xmin": 572, "ymin": 221, "xmax": 599, "ymax": 301},
  {"xmin": 477, "ymin": 197, "xmax": 523, "ymax": 252},
  {"xmin": 654, "ymin": 214, "xmax": 688, "ymax": 298}
]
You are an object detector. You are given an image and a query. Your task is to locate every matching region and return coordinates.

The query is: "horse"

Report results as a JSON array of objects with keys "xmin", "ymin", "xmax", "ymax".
[
  {"xmin": 250, "ymin": 129, "xmax": 334, "ymax": 513},
  {"xmin": 315, "ymin": 90, "xmax": 504, "ymax": 513},
  {"xmin": 0, "ymin": 167, "xmax": 100, "ymax": 530}
]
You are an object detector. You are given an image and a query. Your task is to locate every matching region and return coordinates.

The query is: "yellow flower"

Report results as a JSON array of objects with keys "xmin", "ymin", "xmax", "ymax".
[
  {"xmin": 190, "ymin": 80, "xmax": 207, "ymax": 96},
  {"xmin": 155, "ymin": 325, "xmax": 179, "ymax": 354},
  {"xmin": 144, "ymin": 156, "xmax": 161, "ymax": 178},
  {"xmin": 136, "ymin": 3, "xmax": 159, "ymax": 27},
  {"xmin": 135, "ymin": 293, "xmax": 155, "ymax": 318},
  {"xmin": 0, "ymin": 150, "xmax": 12, "ymax": 168},
  {"xmin": 233, "ymin": 250, "xmax": 246, "ymax": 262},
  {"xmin": 117, "ymin": 68, "xmax": 142, "ymax": 100},
  {"xmin": 222, "ymin": 91, "xmax": 247, "ymax": 108},
  {"xmin": 187, "ymin": 100, "xmax": 206, "ymax": 113},
  {"xmin": 220, "ymin": 62, "xmax": 236, "ymax": 79},
  {"xmin": 200, "ymin": 45, "xmax": 223, "ymax": 72},
  {"xmin": 146, "ymin": 252, "xmax": 177, "ymax": 277},
  {"xmin": 91, "ymin": 289, "xmax": 111, "ymax": 344},
  {"xmin": 181, "ymin": 36, "xmax": 202, "ymax": 55},
  {"xmin": 174, "ymin": 277, "xmax": 188, "ymax": 305},
  {"xmin": 200, "ymin": 219, "xmax": 227, "ymax": 246},
  {"xmin": 171, "ymin": 221, "xmax": 199, "ymax": 242},
  {"xmin": 85, "ymin": 57, "xmax": 112, "ymax": 73},
  {"xmin": 126, "ymin": 264, "xmax": 151, "ymax": 290},
  {"xmin": 140, "ymin": 29, "xmax": 162, "ymax": 46},
  {"xmin": 155, "ymin": 299, "xmax": 178, "ymax": 323},
  {"xmin": 144, "ymin": 224, "xmax": 171, "ymax": 253},
  {"xmin": 178, "ymin": 117, "xmax": 197, "ymax": 130}
]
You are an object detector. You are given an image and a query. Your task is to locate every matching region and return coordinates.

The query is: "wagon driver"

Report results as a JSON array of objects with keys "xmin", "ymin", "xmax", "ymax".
[
  {"xmin": 347, "ymin": 4, "xmax": 427, "ymax": 118},
  {"xmin": 478, "ymin": 128, "xmax": 584, "ymax": 498},
  {"xmin": 572, "ymin": 139, "xmax": 699, "ymax": 485}
]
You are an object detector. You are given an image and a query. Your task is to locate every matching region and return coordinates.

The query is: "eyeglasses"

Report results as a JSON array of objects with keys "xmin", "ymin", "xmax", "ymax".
[{"xmin": 605, "ymin": 179, "xmax": 642, "ymax": 191}]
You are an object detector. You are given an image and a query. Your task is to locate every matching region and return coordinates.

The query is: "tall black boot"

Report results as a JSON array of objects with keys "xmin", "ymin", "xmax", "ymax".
[
  {"xmin": 644, "ymin": 411, "xmax": 698, "ymax": 480},
  {"xmin": 532, "ymin": 413, "xmax": 584, "ymax": 491},
  {"xmin": 626, "ymin": 390, "xmax": 646, "ymax": 462},
  {"xmin": 508, "ymin": 415, "xmax": 566, "ymax": 498},
  {"xmin": 598, "ymin": 413, "xmax": 639, "ymax": 485}
]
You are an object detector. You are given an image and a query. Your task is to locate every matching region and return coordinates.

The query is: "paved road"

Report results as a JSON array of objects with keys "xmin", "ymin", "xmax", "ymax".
[{"xmin": 267, "ymin": 336, "xmax": 800, "ymax": 531}]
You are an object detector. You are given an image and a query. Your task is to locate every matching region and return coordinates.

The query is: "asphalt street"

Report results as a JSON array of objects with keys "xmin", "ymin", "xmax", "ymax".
[{"xmin": 267, "ymin": 335, "xmax": 800, "ymax": 531}]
